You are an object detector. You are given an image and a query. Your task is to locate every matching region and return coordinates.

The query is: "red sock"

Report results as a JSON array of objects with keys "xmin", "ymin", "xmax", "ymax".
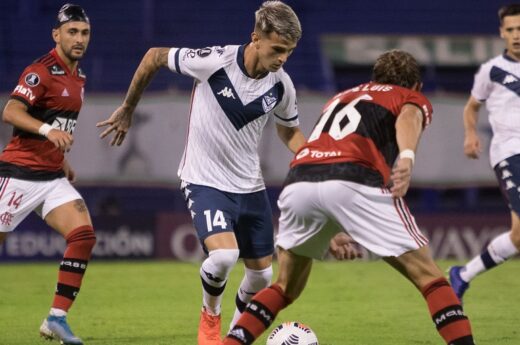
[
  {"xmin": 223, "ymin": 284, "xmax": 291, "ymax": 345},
  {"xmin": 421, "ymin": 278, "xmax": 474, "ymax": 345},
  {"xmin": 52, "ymin": 225, "xmax": 96, "ymax": 311}
]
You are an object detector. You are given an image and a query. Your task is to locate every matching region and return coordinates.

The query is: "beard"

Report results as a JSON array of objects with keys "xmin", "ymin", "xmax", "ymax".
[{"xmin": 63, "ymin": 47, "xmax": 86, "ymax": 62}]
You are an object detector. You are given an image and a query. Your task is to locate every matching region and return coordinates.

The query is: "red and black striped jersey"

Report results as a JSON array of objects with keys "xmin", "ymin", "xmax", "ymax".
[
  {"xmin": 0, "ymin": 49, "xmax": 86, "ymax": 180},
  {"xmin": 285, "ymin": 82, "xmax": 432, "ymax": 187}
]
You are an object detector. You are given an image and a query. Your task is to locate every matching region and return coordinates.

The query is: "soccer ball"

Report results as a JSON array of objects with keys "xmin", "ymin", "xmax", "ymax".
[{"xmin": 266, "ymin": 321, "xmax": 319, "ymax": 345}]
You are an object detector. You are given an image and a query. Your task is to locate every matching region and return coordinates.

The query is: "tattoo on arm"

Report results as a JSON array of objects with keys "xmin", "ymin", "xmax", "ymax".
[
  {"xmin": 73, "ymin": 199, "xmax": 88, "ymax": 213},
  {"xmin": 124, "ymin": 48, "xmax": 169, "ymax": 109}
]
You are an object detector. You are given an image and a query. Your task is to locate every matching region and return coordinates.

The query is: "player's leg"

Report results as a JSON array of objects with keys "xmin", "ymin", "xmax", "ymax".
[
  {"xmin": 224, "ymin": 248, "xmax": 312, "ymax": 345},
  {"xmin": 229, "ymin": 256, "xmax": 273, "ymax": 330},
  {"xmin": 199, "ymin": 232, "xmax": 240, "ymax": 344},
  {"xmin": 330, "ymin": 181, "xmax": 473, "ymax": 344},
  {"xmin": 449, "ymin": 156, "xmax": 520, "ymax": 301},
  {"xmin": 39, "ymin": 179, "xmax": 95, "ymax": 345},
  {"xmin": 181, "ymin": 182, "xmax": 240, "ymax": 345},
  {"xmin": 224, "ymin": 182, "xmax": 326, "ymax": 345},
  {"xmin": 386, "ymin": 247, "xmax": 474, "ymax": 345},
  {"xmin": 229, "ymin": 190, "xmax": 274, "ymax": 330}
]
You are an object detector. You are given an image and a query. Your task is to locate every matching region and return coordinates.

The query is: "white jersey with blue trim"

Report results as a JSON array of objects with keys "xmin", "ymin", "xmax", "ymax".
[
  {"xmin": 167, "ymin": 44, "xmax": 299, "ymax": 193},
  {"xmin": 471, "ymin": 53, "xmax": 520, "ymax": 167}
]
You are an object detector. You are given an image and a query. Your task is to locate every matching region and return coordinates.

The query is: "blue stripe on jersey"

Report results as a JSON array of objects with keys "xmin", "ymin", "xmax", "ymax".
[
  {"xmin": 274, "ymin": 113, "xmax": 298, "ymax": 122},
  {"xmin": 490, "ymin": 66, "xmax": 520, "ymax": 96},
  {"xmin": 174, "ymin": 49, "xmax": 181, "ymax": 73},
  {"xmin": 208, "ymin": 68, "xmax": 285, "ymax": 130}
]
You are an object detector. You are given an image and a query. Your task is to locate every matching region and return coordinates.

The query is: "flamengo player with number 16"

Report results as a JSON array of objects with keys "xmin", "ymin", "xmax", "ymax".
[{"xmin": 224, "ymin": 50, "xmax": 476, "ymax": 345}]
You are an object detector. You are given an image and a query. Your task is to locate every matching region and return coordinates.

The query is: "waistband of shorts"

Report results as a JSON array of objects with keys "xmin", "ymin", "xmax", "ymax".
[{"xmin": 283, "ymin": 162, "xmax": 384, "ymax": 187}]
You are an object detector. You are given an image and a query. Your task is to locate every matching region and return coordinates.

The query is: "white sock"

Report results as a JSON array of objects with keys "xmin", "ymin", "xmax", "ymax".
[
  {"xmin": 200, "ymin": 249, "xmax": 239, "ymax": 315},
  {"xmin": 229, "ymin": 265, "xmax": 273, "ymax": 330},
  {"xmin": 461, "ymin": 231, "xmax": 518, "ymax": 282},
  {"xmin": 49, "ymin": 308, "xmax": 67, "ymax": 317}
]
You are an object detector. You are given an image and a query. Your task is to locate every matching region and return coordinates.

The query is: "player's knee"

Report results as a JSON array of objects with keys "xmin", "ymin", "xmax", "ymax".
[
  {"xmin": 245, "ymin": 265, "xmax": 273, "ymax": 290},
  {"xmin": 66, "ymin": 225, "xmax": 96, "ymax": 251},
  {"xmin": 208, "ymin": 248, "xmax": 240, "ymax": 275}
]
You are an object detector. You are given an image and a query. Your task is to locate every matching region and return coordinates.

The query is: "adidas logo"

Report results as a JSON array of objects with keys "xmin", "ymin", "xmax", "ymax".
[
  {"xmin": 217, "ymin": 87, "xmax": 236, "ymax": 99},
  {"xmin": 503, "ymin": 74, "xmax": 518, "ymax": 84},
  {"xmin": 61, "ymin": 88, "xmax": 70, "ymax": 97},
  {"xmin": 229, "ymin": 328, "xmax": 247, "ymax": 342}
]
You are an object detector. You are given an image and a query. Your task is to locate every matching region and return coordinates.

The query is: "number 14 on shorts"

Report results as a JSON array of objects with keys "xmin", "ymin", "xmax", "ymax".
[{"xmin": 203, "ymin": 209, "xmax": 228, "ymax": 231}]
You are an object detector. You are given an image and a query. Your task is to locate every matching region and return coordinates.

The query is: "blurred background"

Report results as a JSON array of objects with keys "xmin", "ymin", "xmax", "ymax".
[{"xmin": 0, "ymin": 0, "xmax": 514, "ymax": 261}]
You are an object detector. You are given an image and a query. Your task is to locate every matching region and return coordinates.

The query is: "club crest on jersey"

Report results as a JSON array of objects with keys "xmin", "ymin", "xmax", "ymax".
[
  {"xmin": 261, "ymin": 93, "xmax": 277, "ymax": 113},
  {"xmin": 24, "ymin": 73, "xmax": 40, "ymax": 87}
]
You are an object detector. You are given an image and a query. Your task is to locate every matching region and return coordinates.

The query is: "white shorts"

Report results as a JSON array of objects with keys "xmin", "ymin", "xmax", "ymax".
[
  {"xmin": 276, "ymin": 180, "xmax": 428, "ymax": 259},
  {"xmin": 0, "ymin": 177, "xmax": 82, "ymax": 232}
]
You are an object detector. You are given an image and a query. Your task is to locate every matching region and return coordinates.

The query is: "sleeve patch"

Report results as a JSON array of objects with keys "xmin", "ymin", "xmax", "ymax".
[{"xmin": 24, "ymin": 73, "xmax": 40, "ymax": 87}]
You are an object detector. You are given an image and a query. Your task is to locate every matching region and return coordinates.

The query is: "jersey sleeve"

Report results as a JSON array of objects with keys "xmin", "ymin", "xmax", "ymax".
[
  {"xmin": 272, "ymin": 71, "xmax": 299, "ymax": 127},
  {"xmin": 403, "ymin": 90, "xmax": 433, "ymax": 128},
  {"xmin": 470, "ymin": 63, "xmax": 492, "ymax": 102},
  {"xmin": 168, "ymin": 46, "xmax": 227, "ymax": 82},
  {"xmin": 9, "ymin": 63, "xmax": 49, "ymax": 107}
]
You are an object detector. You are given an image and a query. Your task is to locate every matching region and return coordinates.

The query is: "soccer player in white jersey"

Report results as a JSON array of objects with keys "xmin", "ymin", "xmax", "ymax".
[
  {"xmin": 449, "ymin": 3, "xmax": 520, "ymax": 302},
  {"xmin": 97, "ymin": 2, "xmax": 306, "ymax": 344}
]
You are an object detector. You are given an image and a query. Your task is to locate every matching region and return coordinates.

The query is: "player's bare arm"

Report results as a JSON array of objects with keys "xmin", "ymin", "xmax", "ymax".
[
  {"xmin": 3, "ymin": 99, "xmax": 73, "ymax": 152},
  {"xmin": 463, "ymin": 96, "xmax": 482, "ymax": 159},
  {"xmin": 276, "ymin": 124, "xmax": 306, "ymax": 153},
  {"xmin": 391, "ymin": 103, "xmax": 423, "ymax": 198},
  {"xmin": 97, "ymin": 47, "xmax": 170, "ymax": 146}
]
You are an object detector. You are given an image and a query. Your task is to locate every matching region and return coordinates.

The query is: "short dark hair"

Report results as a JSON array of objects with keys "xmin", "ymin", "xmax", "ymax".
[
  {"xmin": 372, "ymin": 50, "xmax": 421, "ymax": 89},
  {"xmin": 499, "ymin": 3, "xmax": 520, "ymax": 25},
  {"xmin": 55, "ymin": 4, "xmax": 89, "ymax": 28}
]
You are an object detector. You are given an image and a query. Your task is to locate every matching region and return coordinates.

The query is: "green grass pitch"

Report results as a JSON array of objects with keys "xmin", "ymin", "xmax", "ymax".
[{"xmin": 1, "ymin": 260, "xmax": 519, "ymax": 344}]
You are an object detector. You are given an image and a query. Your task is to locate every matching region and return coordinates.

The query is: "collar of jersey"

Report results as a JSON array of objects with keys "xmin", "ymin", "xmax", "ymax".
[
  {"xmin": 50, "ymin": 48, "xmax": 78, "ymax": 76},
  {"xmin": 237, "ymin": 44, "xmax": 269, "ymax": 80},
  {"xmin": 503, "ymin": 50, "xmax": 520, "ymax": 63}
]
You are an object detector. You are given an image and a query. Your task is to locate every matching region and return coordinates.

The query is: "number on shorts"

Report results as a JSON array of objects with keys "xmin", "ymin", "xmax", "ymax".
[
  {"xmin": 203, "ymin": 209, "xmax": 228, "ymax": 231},
  {"xmin": 8, "ymin": 192, "xmax": 23, "ymax": 209},
  {"xmin": 308, "ymin": 94, "xmax": 373, "ymax": 142}
]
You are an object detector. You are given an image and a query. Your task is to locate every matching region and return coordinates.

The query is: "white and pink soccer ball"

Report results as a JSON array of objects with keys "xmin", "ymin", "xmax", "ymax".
[{"xmin": 266, "ymin": 321, "xmax": 319, "ymax": 345}]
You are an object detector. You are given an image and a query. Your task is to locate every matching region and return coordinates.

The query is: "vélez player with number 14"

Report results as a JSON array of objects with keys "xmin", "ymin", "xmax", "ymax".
[{"xmin": 97, "ymin": 1, "xmax": 306, "ymax": 344}]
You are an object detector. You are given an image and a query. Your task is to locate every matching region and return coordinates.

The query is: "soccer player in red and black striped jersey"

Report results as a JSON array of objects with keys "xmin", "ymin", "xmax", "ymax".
[
  {"xmin": 223, "ymin": 50, "xmax": 476, "ymax": 345},
  {"xmin": 0, "ymin": 4, "xmax": 95, "ymax": 345}
]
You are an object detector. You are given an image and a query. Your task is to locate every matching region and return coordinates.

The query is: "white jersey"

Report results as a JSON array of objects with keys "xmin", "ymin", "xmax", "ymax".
[
  {"xmin": 471, "ymin": 53, "xmax": 520, "ymax": 167},
  {"xmin": 167, "ymin": 45, "xmax": 299, "ymax": 193}
]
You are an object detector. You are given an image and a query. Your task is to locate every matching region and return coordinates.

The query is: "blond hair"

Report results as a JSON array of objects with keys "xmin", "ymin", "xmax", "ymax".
[{"xmin": 255, "ymin": 1, "xmax": 302, "ymax": 42}]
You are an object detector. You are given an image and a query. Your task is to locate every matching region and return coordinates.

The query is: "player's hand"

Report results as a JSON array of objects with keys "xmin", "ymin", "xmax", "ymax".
[
  {"xmin": 463, "ymin": 131, "xmax": 481, "ymax": 159},
  {"xmin": 96, "ymin": 105, "xmax": 133, "ymax": 146},
  {"xmin": 329, "ymin": 232, "xmax": 362, "ymax": 260},
  {"xmin": 63, "ymin": 159, "xmax": 76, "ymax": 183},
  {"xmin": 390, "ymin": 158, "xmax": 413, "ymax": 198},
  {"xmin": 47, "ymin": 129, "xmax": 74, "ymax": 152}
]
